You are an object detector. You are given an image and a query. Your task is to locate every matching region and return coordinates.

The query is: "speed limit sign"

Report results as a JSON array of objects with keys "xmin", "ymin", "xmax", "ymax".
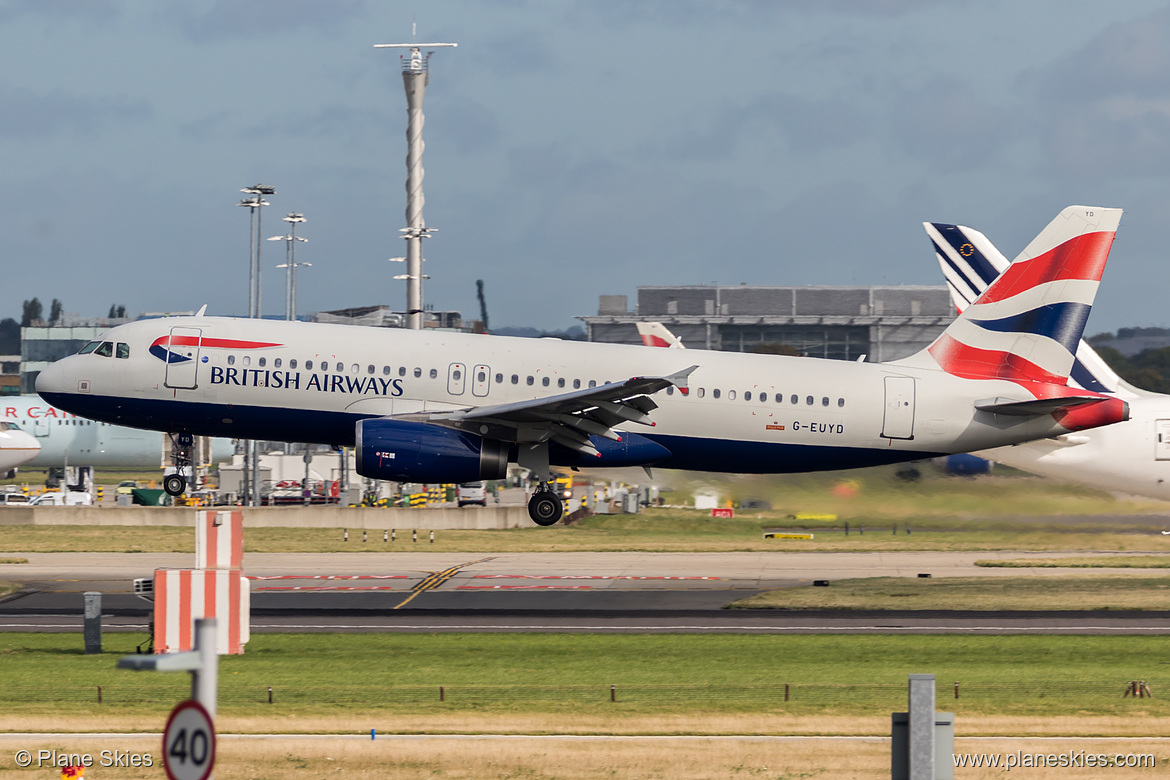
[{"xmin": 163, "ymin": 700, "xmax": 216, "ymax": 780}]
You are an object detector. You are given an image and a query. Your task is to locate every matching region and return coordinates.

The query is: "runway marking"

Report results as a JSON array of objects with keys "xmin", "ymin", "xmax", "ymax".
[
  {"xmin": 392, "ymin": 556, "xmax": 496, "ymax": 609},
  {"xmin": 470, "ymin": 575, "xmax": 724, "ymax": 581},
  {"xmin": 248, "ymin": 575, "xmax": 410, "ymax": 581},
  {"xmin": 253, "ymin": 586, "xmax": 405, "ymax": 592},
  {"xmin": 457, "ymin": 585, "xmax": 596, "ymax": 590}
]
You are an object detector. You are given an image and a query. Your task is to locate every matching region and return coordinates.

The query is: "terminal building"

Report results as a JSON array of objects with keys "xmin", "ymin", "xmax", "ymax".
[{"xmin": 579, "ymin": 285, "xmax": 955, "ymax": 362}]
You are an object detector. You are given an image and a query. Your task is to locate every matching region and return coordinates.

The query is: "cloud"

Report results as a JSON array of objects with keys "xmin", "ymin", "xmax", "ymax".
[
  {"xmin": 884, "ymin": 78, "xmax": 1016, "ymax": 171},
  {"xmin": 160, "ymin": 0, "xmax": 369, "ymax": 44},
  {"xmin": 0, "ymin": 84, "xmax": 151, "ymax": 139}
]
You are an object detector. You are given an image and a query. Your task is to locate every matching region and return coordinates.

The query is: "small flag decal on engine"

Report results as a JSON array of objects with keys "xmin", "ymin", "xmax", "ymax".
[{"xmin": 766, "ymin": 424, "xmax": 785, "ymax": 431}]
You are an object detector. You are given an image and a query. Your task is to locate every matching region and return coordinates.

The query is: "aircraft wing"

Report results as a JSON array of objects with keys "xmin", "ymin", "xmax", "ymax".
[
  {"xmin": 975, "ymin": 395, "xmax": 1110, "ymax": 416},
  {"xmin": 393, "ymin": 365, "xmax": 698, "ymax": 457}
]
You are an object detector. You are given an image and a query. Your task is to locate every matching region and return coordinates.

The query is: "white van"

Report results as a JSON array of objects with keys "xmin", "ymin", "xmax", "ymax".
[
  {"xmin": 29, "ymin": 491, "xmax": 93, "ymax": 507},
  {"xmin": 456, "ymin": 482, "xmax": 487, "ymax": 507}
]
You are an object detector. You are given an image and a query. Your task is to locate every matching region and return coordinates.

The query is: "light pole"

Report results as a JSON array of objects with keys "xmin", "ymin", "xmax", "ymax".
[
  {"xmin": 268, "ymin": 213, "xmax": 309, "ymax": 321},
  {"xmin": 238, "ymin": 184, "xmax": 274, "ymax": 508}
]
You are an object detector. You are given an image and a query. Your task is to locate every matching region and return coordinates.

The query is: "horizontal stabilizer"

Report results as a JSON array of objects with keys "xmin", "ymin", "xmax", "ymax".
[{"xmin": 975, "ymin": 395, "xmax": 1108, "ymax": 416}]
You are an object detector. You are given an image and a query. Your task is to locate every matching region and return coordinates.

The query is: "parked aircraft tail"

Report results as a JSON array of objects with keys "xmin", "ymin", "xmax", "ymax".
[{"xmin": 635, "ymin": 322, "xmax": 686, "ymax": 349}]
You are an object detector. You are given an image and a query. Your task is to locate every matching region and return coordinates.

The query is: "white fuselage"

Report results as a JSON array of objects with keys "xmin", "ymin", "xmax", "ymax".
[
  {"xmin": 979, "ymin": 394, "xmax": 1170, "ymax": 499},
  {"xmin": 33, "ymin": 316, "xmax": 1124, "ymax": 476}
]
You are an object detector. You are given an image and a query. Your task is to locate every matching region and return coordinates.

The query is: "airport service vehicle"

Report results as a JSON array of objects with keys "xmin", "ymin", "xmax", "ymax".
[
  {"xmin": 29, "ymin": 490, "xmax": 93, "ymax": 506},
  {"xmin": 36, "ymin": 207, "xmax": 1129, "ymax": 525},
  {"xmin": 456, "ymin": 481, "xmax": 487, "ymax": 507},
  {"xmin": 0, "ymin": 421, "xmax": 40, "ymax": 477},
  {"xmin": 928, "ymin": 207, "xmax": 1170, "ymax": 500},
  {"xmin": 1, "ymin": 396, "xmax": 233, "ymax": 469}
]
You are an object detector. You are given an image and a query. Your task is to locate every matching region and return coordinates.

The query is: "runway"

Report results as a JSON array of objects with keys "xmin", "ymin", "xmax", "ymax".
[{"xmin": 2, "ymin": 551, "xmax": 1168, "ymax": 635}]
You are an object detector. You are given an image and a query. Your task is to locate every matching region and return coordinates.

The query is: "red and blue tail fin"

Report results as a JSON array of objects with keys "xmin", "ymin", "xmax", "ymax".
[{"xmin": 900, "ymin": 205, "xmax": 1121, "ymax": 385}]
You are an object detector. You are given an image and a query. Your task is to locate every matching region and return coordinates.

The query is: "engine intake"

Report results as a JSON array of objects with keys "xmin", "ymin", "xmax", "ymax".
[{"xmin": 355, "ymin": 420, "xmax": 508, "ymax": 484}]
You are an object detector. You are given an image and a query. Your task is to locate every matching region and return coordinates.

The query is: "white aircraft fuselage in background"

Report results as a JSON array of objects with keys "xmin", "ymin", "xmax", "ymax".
[
  {"xmin": 0, "ymin": 420, "xmax": 40, "ymax": 475},
  {"xmin": 1, "ymin": 395, "xmax": 233, "ymax": 469}
]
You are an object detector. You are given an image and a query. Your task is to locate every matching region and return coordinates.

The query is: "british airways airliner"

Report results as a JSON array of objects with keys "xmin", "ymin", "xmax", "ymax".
[
  {"xmin": 928, "ymin": 207, "xmax": 1170, "ymax": 500},
  {"xmin": 36, "ymin": 206, "xmax": 1129, "ymax": 524}
]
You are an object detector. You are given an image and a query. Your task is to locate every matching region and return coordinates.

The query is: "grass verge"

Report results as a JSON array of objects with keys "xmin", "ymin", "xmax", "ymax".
[
  {"xmin": 728, "ymin": 575, "xmax": 1170, "ymax": 611},
  {"xmin": 975, "ymin": 555, "xmax": 1170, "ymax": 568},
  {"xmin": 1, "ymin": 633, "xmax": 1167, "ymax": 731}
]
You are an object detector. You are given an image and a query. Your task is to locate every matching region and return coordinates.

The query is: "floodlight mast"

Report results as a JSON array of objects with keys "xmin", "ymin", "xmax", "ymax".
[{"xmin": 374, "ymin": 38, "xmax": 457, "ymax": 329}]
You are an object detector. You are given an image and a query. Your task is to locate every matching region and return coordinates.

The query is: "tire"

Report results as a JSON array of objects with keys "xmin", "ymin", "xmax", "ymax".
[
  {"xmin": 163, "ymin": 474, "xmax": 187, "ymax": 497},
  {"xmin": 528, "ymin": 493, "xmax": 563, "ymax": 526}
]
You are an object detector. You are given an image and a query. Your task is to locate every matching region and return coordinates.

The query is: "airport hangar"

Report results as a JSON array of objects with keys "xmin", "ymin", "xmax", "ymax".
[{"xmin": 579, "ymin": 284, "xmax": 955, "ymax": 362}]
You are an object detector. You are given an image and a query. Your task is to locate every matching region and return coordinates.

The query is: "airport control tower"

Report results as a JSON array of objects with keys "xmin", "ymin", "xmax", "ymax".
[{"xmin": 375, "ymin": 36, "xmax": 457, "ymax": 330}]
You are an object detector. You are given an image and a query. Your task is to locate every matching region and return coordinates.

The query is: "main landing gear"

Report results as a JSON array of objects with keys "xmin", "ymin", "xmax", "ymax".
[
  {"xmin": 164, "ymin": 432, "xmax": 194, "ymax": 497},
  {"xmin": 527, "ymin": 484, "xmax": 563, "ymax": 526}
]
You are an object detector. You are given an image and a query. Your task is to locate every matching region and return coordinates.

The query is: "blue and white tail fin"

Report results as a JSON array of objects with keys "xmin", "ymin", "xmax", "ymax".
[
  {"xmin": 898, "ymin": 205, "xmax": 1121, "ymax": 391},
  {"xmin": 925, "ymin": 209, "xmax": 1146, "ymax": 398}
]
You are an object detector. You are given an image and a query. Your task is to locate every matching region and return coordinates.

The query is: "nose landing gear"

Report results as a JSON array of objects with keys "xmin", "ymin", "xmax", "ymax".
[{"xmin": 164, "ymin": 432, "xmax": 193, "ymax": 497}]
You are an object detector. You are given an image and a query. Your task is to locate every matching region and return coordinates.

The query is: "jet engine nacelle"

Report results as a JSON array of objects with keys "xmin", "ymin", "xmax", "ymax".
[{"xmin": 355, "ymin": 419, "xmax": 509, "ymax": 484}]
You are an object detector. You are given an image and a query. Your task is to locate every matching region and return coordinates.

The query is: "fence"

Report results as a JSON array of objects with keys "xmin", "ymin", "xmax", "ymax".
[{"xmin": 2, "ymin": 680, "xmax": 1160, "ymax": 707}]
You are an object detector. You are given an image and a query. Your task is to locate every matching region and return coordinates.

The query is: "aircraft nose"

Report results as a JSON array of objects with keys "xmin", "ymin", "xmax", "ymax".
[{"xmin": 34, "ymin": 358, "xmax": 70, "ymax": 397}]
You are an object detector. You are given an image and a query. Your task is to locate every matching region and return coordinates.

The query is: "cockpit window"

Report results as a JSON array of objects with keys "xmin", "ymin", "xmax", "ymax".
[
  {"xmin": 116, "ymin": 343, "xmax": 130, "ymax": 359},
  {"xmin": 78, "ymin": 341, "xmax": 100, "ymax": 355},
  {"xmin": 94, "ymin": 342, "xmax": 114, "ymax": 357}
]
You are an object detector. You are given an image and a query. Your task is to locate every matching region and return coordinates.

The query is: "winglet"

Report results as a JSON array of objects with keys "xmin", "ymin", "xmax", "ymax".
[
  {"xmin": 667, "ymin": 365, "xmax": 699, "ymax": 396},
  {"xmin": 195, "ymin": 304, "xmax": 208, "ymax": 317}
]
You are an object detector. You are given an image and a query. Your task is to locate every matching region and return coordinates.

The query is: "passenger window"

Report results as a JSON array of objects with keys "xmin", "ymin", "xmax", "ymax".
[
  {"xmin": 414, "ymin": 368, "xmax": 422, "ymax": 378},
  {"xmin": 527, "ymin": 376, "xmax": 534, "ymax": 386},
  {"xmin": 838, "ymin": 398, "xmax": 845, "ymax": 408},
  {"xmin": 744, "ymin": 391, "xmax": 752, "ymax": 401},
  {"xmin": 697, "ymin": 388, "xmax": 706, "ymax": 398},
  {"xmin": 478, "ymin": 371, "xmax": 486, "ymax": 382},
  {"xmin": 511, "ymin": 374, "xmax": 519, "ymax": 385},
  {"xmin": 258, "ymin": 357, "xmax": 266, "ymax": 367},
  {"xmin": 116, "ymin": 343, "xmax": 130, "ymax": 359},
  {"xmin": 306, "ymin": 360, "xmax": 313, "ymax": 370},
  {"xmin": 493, "ymin": 372, "xmax": 501, "ymax": 383},
  {"xmin": 383, "ymin": 366, "xmax": 391, "ymax": 375},
  {"xmin": 822, "ymin": 397, "xmax": 829, "ymax": 406},
  {"xmin": 94, "ymin": 342, "xmax": 113, "ymax": 357},
  {"xmin": 78, "ymin": 341, "xmax": 100, "ymax": 355},
  {"xmin": 557, "ymin": 378, "xmax": 565, "ymax": 388},
  {"xmin": 806, "ymin": 396, "xmax": 814, "ymax": 405},
  {"xmin": 352, "ymin": 364, "xmax": 360, "ymax": 374},
  {"xmin": 542, "ymin": 377, "xmax": 550, "ymax": 387},
  {"xmin": 573, "ymin": 379, "xmax": 581, "ymax": 389},
  {"xmin": 290, "ymin": 359, "xmax": 298, "ymax": 369},
  {"xmin": 453, "ymin": 370, "xmax": 462, "ymax": 381},
  {"xmin": 790, "ymin": 394, "xmax": 798, "ymax": 404},
  {"xmin": 760, "ymin": 393, "xmax": 768, "ymax": 403},
  {"xmin": 368, "ymin": 365, "xmax": 375, "ymax": 374},
  {"xmin": 274, "ymin": 358, "xmax": 282, "ymax": 368},
  {"xmin": 429, "ymin": 368, "xmax": 438, "ymax": 379},
  {"xmin": 728, "ymin": 390, "xmax": 736, "ymax": 400},
  {"xmin": 399, "ymin": 367, "xmax": 406, "ymax": 376},
  {"xmin": 243, "ymin": 356, "xmax": 251, "ymax": 367},
  {"xmin": 228, "ymin": 355, "xmax": 236, "ymax": 366},
  {"xmin": 666, "ymin": 386, "xmax": 674, "ymax": 396},
  {"xmin": 588, "ymin": 380, "xmax": 597, "ymax": 388}
]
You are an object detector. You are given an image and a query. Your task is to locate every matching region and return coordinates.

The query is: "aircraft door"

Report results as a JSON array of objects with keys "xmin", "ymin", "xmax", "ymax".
[
  {"xmin": 447, "ymin": 363, "xmax": 467, "ymax": 396},
  {"xmin": 163, "ymin": 327, "xmax": 202, "ymax": 390},
  {"xmin": 881, "ymin": 376, "xmax": 915, "ymax": 440},
  {"xmin": 1155, "ymin": 419, "xmax": 1170, "ymax": 460},
  {"xmin": 472, "ymin": 364, "xmax": 491, "ymax": 397},
  {"xmin": 33, "ymin": 418, "xmax": 49, "ymax": 437}
]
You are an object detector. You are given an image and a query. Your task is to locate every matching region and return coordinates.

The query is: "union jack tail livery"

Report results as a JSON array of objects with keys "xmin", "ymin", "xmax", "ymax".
[
  {"xmin": 905, "ymin": 206, "xmax": 1120, "ymax": 386},
  {"xmin": 926, "ymin": 210, "xmax": 1145, "ymax": 398},
  {"xmin": 635, "ymin": 321, "xmax": 686, "ymax": 349}
]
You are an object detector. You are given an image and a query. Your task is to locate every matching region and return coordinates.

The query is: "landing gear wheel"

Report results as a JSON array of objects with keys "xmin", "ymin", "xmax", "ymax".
[
  {"xmin": 163, "ymin": 473, "xmax": 187, "ymax": 497},
  {"xmin": 528, "ymin": 491, "xmax": 563, "ymax": 526}
]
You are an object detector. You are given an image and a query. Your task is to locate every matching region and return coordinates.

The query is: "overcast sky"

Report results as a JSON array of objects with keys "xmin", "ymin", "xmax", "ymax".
[{"xmin": 4, "ymin": 0, "xmax": 1170, "ymax": 335}]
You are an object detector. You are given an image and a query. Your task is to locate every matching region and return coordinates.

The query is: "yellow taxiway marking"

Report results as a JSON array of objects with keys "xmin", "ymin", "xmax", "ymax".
[{"xmin": 393, "ymin": 557, "xmax": 495, "ymax": 609}]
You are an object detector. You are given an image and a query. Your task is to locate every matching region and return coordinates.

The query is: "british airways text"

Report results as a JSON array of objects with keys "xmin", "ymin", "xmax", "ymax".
[{"xmin": 209, "ymin": 367, "xmax": 405, "ymax": 396}]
